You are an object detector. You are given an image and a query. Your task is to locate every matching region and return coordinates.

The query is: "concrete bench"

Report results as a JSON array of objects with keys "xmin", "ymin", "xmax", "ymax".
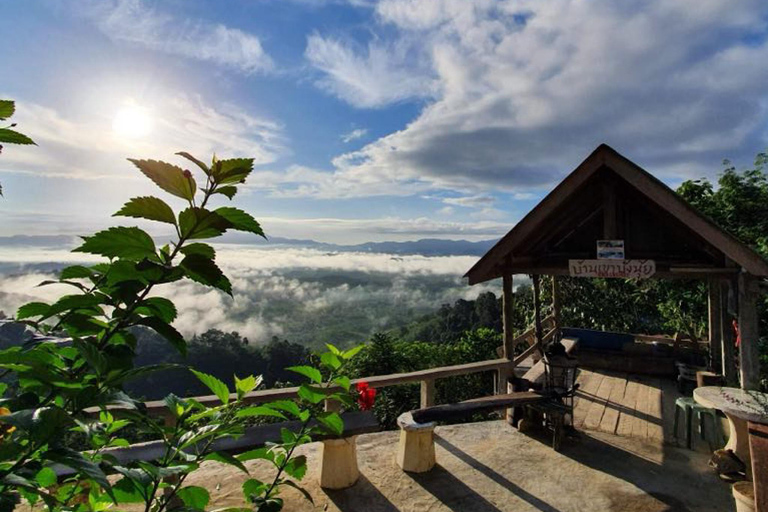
[
  {"xmin": 55, "ymin": 411, "xmax": 379, "ymax": 490},
  {"xmin": 396, "ymin": 392, "xmax": 549, "ymax": 473}
]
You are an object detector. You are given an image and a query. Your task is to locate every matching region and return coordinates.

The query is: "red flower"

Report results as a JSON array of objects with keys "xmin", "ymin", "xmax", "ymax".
[{"xmin": 356, "ymin": 381, "xmax": 377, "ymax": 411}]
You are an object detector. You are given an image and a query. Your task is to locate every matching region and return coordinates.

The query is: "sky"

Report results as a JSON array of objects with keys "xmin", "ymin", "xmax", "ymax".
[{"xmin": 2, "ymin": 0, "xmax": 768, "ymax": 244}]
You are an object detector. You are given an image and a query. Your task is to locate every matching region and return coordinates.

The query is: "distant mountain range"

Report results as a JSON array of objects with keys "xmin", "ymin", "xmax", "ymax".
[{"xmin": 0, "ymin": 234, "xmax": 499, "ymax": 257}]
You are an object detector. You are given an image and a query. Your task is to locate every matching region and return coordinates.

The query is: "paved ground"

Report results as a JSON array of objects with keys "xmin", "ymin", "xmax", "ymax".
[{"xmin": 183, "ymin": 418, "xmax": 733, "ymax": 511}]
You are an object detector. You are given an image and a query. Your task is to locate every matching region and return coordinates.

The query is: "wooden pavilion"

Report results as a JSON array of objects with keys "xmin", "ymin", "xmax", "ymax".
[{"xmin": 465, "ymin": 144, "xmax": 768, "ymax": 390}]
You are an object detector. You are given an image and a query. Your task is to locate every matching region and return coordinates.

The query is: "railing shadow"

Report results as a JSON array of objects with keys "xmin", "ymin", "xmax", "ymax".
[
  {"xmin": 434, "ymin": 436, "xmax": 563, "ymax": 512},
  {"xmin": 322, "ymin": 474, "xmax": 400, "ymax": 512},
  {"xmin": 406, "ymin": 463, "xmax": 504, "ymax": 512}
]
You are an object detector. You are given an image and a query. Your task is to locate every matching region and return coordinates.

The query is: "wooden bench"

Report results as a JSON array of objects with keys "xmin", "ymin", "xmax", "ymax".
[
  {"xmin": 397, "ymin": 392, "xmax": 549, "ymax": 472},
  {"xmin": 396, "ymin": 337, "xmax": 579, "ymax": 473},
  {"xmin": 54, "ymin": 411, "xmax": 379, "ymax": 490}
]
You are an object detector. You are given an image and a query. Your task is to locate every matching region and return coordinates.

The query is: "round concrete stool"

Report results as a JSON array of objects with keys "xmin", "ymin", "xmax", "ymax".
[{"xmin": 732, "ymin": 481, "xmax": 755, "ymax": 512}]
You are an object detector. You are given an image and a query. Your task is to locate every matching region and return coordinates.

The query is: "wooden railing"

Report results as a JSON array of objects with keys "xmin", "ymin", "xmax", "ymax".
[{"xmin": 131, "ymin": 321, "xmax": 559, "ymax": 421}]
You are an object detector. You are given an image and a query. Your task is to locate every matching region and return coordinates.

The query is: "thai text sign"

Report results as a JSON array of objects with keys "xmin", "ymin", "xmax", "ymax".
[{"xmin": 568, "ymin": 259, "xmax": 656, "ymax": 279}]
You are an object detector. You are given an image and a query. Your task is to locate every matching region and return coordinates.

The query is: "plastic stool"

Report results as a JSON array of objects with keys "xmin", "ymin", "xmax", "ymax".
[{"xmin": 673, "ymin": 396, "xmax": 724, "ymax": 449}]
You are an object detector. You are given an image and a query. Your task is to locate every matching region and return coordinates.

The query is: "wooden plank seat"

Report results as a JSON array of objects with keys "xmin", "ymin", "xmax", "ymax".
[
  {"xmin": 54, "ymin": 411, "xmax": 378, "ymax": 490},
  {"xmin": 397, "ymin": 392, "xmax": 550, "ymax": 473}
]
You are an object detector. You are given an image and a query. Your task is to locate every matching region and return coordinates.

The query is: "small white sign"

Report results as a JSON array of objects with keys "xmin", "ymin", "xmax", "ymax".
[
  {"xmin": 569, "ymin": 259, "xmax": 656, "ymax": 279},
  {"xmin": 597, "ymin": 240, "xmax": 625, "ymax": 260}
]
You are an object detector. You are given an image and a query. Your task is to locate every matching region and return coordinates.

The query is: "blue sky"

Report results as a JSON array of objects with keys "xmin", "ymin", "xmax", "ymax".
[{"xmin": 2, "ymin": 0, "xmax": 768, "ymax": 243}]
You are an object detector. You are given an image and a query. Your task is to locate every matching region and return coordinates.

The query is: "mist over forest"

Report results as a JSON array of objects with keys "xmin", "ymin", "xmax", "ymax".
[{"xmin": 0, "ymin": 241, "xmax": 501, "ymax": 348}]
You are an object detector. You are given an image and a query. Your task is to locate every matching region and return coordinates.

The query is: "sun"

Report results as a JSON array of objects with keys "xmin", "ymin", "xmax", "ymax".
[{"xmin": 112, "ymin": 102, "xmax": 154, "ymax": 139}]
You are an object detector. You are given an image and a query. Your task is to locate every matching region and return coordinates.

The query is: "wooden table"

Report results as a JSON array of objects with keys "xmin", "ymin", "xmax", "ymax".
[{"xmin": 694, "ymin": 386, "xmax": 768, "ymax": 509}]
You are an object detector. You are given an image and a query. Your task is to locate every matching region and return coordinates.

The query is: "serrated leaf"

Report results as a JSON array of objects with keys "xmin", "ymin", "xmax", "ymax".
[
  {"xmin": 215, "ymin": 185, "xmax": 238, "ymax": 199},
  {"xmin": 320, "ymin": 352, "xmax": 341, "ymax": 370},
  {"xmin": 236, "ymin": 406, "xmax": 286, "ymax": 420},
  {"xmin": 47, "ymin": 448, "xmax": 113, "ymax": 499},
  {"xmin": 287, "ymin": 365, "xmax": 322, "ymax": 384},
  {"xmin": 176, "ymin": 151, "xmax": 210, "ymax": 175},
  {"xmin": 35, "ymin": 467, "xmax": 57, "ymax": 488},
  {"xmin": 191, "ymin": 369, "xmax": 230, "ymax": 405},
  {"xmin": 180, "ymin": 242, "xmax": 216, "ymax": 259},
  {"xmin": 179, "ymin": 207, "xmax": 231, "ymax": 240},
  {"xmin": 242, "ymin": 478, "xmax": 268, "ymax": 499},
  {"xmin": 284, "ymin": 455, "xmax": 308, "ymax": 480},
  {"xmin": 114, "ymin": 196, "xmax": 176, "ymax": 225},
  {"xmin": 0, "ymin": 100, "xmax": 15, "ymax": 120},
  {"xmin": 234, "ymin": 374, "xmax": 259, "ymax": 398},
  {"xmin": 128, "ymin": 159, "xmax": 196, "ymax": 200},
  {"xmin": 342, "ymin": 345, "xmax": 364, "ymax": 360},
  {"xmin": 317, "ymin": 412, "xmax": 344, "ymax": 436},
  {"xmin": 74, "ymin": 226, "xmax": 157, "ymax": 261},
  {"xmin": 180, "ymin": 253, "xmax": 232, "ymax": 295},
  {"xmin": 214, "ymin": 207, "xmax": 265, "ymax": 238},
  {"xmin": 215, "ymin": 158, "xmax": 253, "ymax": 185},
  {"xmin": 138, "ymin": 317, "xmax": 187, "ymax": 356},
  {"xmin": 332, "ymin": 375, "xmax": 351, "ymax": 391},
  {"xmin": 16, "ymin": 301, "xmax": 50, "ymax": 319},
  {"xmin": 135, "ymin": 297, "xmax": 177, "ymax": 323},
  {"xmin": 266, "ymin": 400, "xmax": 302, "ymax": 419},
  {"xmin": 237, "ymin": 448, "xmax": 272, "ymax": 463},
  {"xmin": 177, "ymin": 486, "xmax": 210, "ymax": 510},
  {"xmin": 0, "ymin": 128, "xmax": 35, "ymax": 145},
  {"xmin": 39, "ymin": 293, "xmax": 104, "ymax": 321},
  {"xmin": 297, "ymin": 384, "xmax": 326, "ymax": 405}
]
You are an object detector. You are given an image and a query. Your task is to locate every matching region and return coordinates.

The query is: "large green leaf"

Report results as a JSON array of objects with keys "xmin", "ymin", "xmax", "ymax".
[
  {"xmin": 317, "ymin": 412, "xmax": 344, "ymax": 436},
  {"xmin": 135, "ymin": 297, "xmax": 177, "ymax": 323},
  {"xmin": 180, "ymin": 253, "xmax": 232, "ymax": 295},
  {"xmin": 46, "ymin": 448, "xmax": 114, "ymax": 498},
  {"xmin": 60, "ymin": 265, "xmax": 95, "ymax": 280},
  {"xmin": 177, "ymin": 486, "xmax": 210, "ymax": 510},
  {"xmin": 283, "ymin": 455, "xmax": 308, "ymax": 480},
  {"xmin": 38, "ymin": 293, "xmax": 104, "ymax": 321},
  {"xmin": 0, "ymin": 100, "xmax": 14, "ymax": 120},
  {"xmin": 214, "ymin": 207, "xmax": 265, "ymax": 238},
  {"xmin": 138, "ymin": 317, "xmax": 187, "ymax": 355},
  {"xmin": 236, "ymin": 406, "xmax": 286, "ymax": 420},
  {"xmin": 176, "ymin": 151, "xmax": 210, "ymax": 175},
  {"xmin": 178, "ymin": 207, "xmax": 232, "ymax": 240},
  {"xmin": 287, "ymin": 365, "xmax": 322, "ymax": 384},
  {"xmin": 203, "ymin": 452, "xmax": 249, "ymax": 474},
  {"xmin": 215, "ymin": 185, "xmax": 237, "ymax": 199},
  {"xmin": 128, "ymin": 159, "xmax": 196, "ymax": 201},
  {"xmin": 0, "ymin": 128, "xmax": 35, "ymax": 145},
  {"xmin": 74, "ymin": 226, "xmax": 157, "ymax": 261},
  {"xmin": 114, "ymin": 196, "xmax": 176, "ymax": 225},
  {"xmin": 214, "ymin": 158, "xmax": 253, "ymax": 185},
  {"xmin": 180, "ymin": 242, "xmax": 215, "ymax": 259},
  {"xmin": 191, "ymin": 369, "xmax": 230, "ymax": 404},
  {"xmin": 16, "ymin": 301, "xmax": 50, "ymax": 319}
]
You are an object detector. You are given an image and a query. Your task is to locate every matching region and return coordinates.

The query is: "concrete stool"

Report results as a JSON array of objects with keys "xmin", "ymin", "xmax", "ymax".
[
  {"xmin": 396, "ymin": 412, "xmax": 436, "ymax": 473},
  {"xmin": 319, "ymin": 436, "xmax": 360, "ymax": 489},
  {"xmin": 673, "ymin": 396, "xmax": 723, "ymax": 449}
]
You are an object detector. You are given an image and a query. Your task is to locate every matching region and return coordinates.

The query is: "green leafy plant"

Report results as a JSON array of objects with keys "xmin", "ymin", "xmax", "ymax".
[
  {"xmin": 0, "ymin": 99, "xmax": 36, "ymax": 196},
  {"xmin": 0, "ymin": 152, "xmax": 361, "ymax": 511}
]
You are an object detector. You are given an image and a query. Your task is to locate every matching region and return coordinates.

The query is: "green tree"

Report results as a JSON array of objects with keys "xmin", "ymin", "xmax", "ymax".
[{"xmin": 0, "ymin": 99, "xmax": 36, "ymax": 196}]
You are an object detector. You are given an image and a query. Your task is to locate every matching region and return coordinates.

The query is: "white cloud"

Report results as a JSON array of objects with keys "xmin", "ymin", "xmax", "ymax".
[
  {"xmin": 305, "ymin": 34, "xmax": 434, "ymax": 108},
  {"xmin": 443, "ymin": 195, "xmax": 495, "ymax": 208},
  {"xmin": 0, "ymin": 246, "xmax": 499, "ymax": 342},
  {"xmin": 341, "ymin": 128, "xmax": 368, "ymax": 143},
  {"xmin": 87, "ymin": 0, "xmax": 273, "ymax": 73},
  {"xmin": 306, "ymin": 0, "xmax": 768, "ymax": 196}
]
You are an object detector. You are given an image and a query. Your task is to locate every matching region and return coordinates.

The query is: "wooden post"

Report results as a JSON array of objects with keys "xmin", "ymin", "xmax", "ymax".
[
  {"xmin": 551, "ymin": 275, "xmax": 561, "ymax": 332},
  {"xmin": 721, "ymin": 280, "xmax": 738, "ymax": 386},
  {"xmin": 532, "ymin": 274, "xmax": 544, "ymax": 348},
  {"xmin": 738, "ymin": 273, "xmax": 761, "ymax": 390},
  {"xmin": 324, "ymin": 398, "xmax": 341, "ymax": 412},
  {"xmin": 502, "ymin": 273, "xmax": 514, "ymax": 358},
  {"xmin": 320, "ymin": 437, "xmax": 360, "ymax": 489},
  {"xmin": 707, "ymin": 279, "xmax": 722, "ymax": 372},
  {"xmin": 420, "ymin": 379, "xmax": 435, "ymax": 409}
]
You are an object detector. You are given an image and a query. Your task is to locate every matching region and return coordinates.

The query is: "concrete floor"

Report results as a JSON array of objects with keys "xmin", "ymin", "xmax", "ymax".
[{"xmin": 182, "ymin": 419, "xmax": 733, "ymax": 512}]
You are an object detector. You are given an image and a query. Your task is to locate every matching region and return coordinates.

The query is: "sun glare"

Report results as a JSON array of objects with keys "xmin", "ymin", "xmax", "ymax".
[{"xmin": 112, "ymin": 103, "xmax": 154, "ymax": 139}]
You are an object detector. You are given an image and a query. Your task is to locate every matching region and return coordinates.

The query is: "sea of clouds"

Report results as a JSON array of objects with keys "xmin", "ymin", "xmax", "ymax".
[{"xmin": 0, "ymin": 244, "xmax": 500, "ymax": 345}]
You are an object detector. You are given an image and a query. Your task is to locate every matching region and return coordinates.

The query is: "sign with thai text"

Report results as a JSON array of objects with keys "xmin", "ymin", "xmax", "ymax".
[{"xmin": 568, "ymin": 259, "xmax": 656, "ymax": 279}]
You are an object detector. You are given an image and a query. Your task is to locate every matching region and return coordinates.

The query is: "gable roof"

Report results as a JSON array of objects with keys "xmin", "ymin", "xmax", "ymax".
[{"xmin": 465, "ymin": 144, "xmax": 768, "ymax": 284}]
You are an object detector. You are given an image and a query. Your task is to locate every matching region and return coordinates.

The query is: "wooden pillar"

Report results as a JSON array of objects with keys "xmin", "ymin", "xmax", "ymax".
[
  {"xmin": 502, "ymin": 274, "xmax": 514, "ymax": 358},
  {"xmin": 738, "ymin": 273, "xmax": 761, "ymax": 391},
  {"xmin": 420, "ymin": 379, "xmax": 435, "ymax": 409},
  {"xmin": 707, "ymin": 279, "xmax": 722, "ymax": 372},
  {"xmin": 721, "ymin": 280, "xmax": 738, "ymax": 386},
  {"xmin": 532, "ymin": 274, "xmax": 544, "ymax": 347},
  {"xmin": 551, "ymin": 275, "xmax": 561, "ymax": 331}
]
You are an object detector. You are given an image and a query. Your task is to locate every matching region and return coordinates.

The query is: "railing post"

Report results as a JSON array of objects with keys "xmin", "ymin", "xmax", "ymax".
[
  {"xmin": 502, "ymin": 274, "xmax": 514, "ymax": 359},
  {"xmin": 420, "ymin": 379, "xmax": 435, "ymax": 409},
  {"xmin": 325, "ymin": 398, "xmax": 342, "ymax": 412}
]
